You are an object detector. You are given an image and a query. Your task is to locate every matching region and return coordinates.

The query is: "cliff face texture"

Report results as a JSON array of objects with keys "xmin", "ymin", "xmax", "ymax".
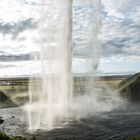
[{"xmin": 118, "ymin": 73, "xmax": 140, "ymax": 102}]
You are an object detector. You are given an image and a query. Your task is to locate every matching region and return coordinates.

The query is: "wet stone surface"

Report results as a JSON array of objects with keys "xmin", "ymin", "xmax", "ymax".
[
  {"xmin": 0, "ymin": 118, "xmax": 4, "ymax": 124},
  {"xmin": 0, "ymin": 105, "xmax": 140, "ymax": 140}
]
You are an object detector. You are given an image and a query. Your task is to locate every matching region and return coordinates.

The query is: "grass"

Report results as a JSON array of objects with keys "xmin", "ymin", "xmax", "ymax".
[
  {"xmin": 0, "ymin": 77, "xmax": 124, "ymax": 107},
  {"xmin": 97, "ymin": 79, "xmax": 122, "ymax": 89},
  {"xmin": 0, "ymin": 131, "xmax": 35, "ymax": 140}
]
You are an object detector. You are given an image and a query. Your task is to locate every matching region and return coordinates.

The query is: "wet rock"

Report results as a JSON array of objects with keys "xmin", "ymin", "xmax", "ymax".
[
  {"xmin": 118, "ymin": 73, "xmax": 140, "ymax": 102},
  {"xmin": 0, "ymin": 118, "xmax": 4, "ymax": 124}
]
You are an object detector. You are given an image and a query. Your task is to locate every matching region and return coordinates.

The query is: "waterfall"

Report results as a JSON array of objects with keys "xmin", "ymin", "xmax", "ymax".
[
  {"xmin": 27, "ymin": 0, "xmax": 73, "ymax": 130},
  {"xmin": 25, "ymin": 0, "xmax": 110, "ymax": 130}
]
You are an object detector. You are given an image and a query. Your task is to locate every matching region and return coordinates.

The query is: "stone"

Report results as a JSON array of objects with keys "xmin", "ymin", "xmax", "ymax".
[
  {"xmin": 0, "ymin": 118, "xmax": 4, "ymax": 124},
  {"xmin": 118, "ymin": 73, "xmax": 140, "ymax": 102}
]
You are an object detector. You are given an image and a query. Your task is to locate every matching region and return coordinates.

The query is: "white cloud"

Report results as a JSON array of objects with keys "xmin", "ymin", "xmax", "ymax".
[
  {"xmin": 0, "ymin": 0, "xmax": 40, "ymax": 22},
  {"xmin": 0, "ymin": 0, "xmax": 41, "ymax": 59},
  {"xmin": 100, "ymin": 0, "xmax": 140, "ymax": 62},
  {"xmin": 0, "ymin": 0, "xmax": 140, "ymax": 75},
  {"xmin": 102, "ymin": 0, "xmax": 140, "ymax": 18}
]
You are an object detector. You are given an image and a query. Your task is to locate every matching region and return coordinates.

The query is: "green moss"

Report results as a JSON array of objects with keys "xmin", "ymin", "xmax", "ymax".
[
  {"xmin": 128, "ymin": 136, "xmax": 140, "ymax": 140},
  {"xmin": 0, "ymin": 131, "xmax": 9, "ymax": 140},
  {"xmin": 11, "ymin": 136, "xmax": 26, "ymax": 140},
  {"xmin": 0, "ymin": 131, "xmax": 35, "ymax": 140}
]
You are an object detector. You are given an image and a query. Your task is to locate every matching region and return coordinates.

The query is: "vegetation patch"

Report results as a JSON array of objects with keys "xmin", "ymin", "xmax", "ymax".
[
  {"xmin": 128, "ymin": 136, "xmax": 140, "ymax": 140},
  {"xmin": 0, "ymin": 131, "xmax": 35, "ymax": 140}
]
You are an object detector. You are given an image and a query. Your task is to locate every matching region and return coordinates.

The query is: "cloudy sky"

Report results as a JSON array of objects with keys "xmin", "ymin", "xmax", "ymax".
[
  {"xmin": 0, "ymin": 0, "xmax": 140, "ymax": 77},
  {"xmin": 98, "ymin": 0, "xmax": 140, "ymax": 74}
]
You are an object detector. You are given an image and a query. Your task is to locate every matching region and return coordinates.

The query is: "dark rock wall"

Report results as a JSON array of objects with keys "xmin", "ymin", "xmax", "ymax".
[{"xmin": 118, "ymin": 73, "xmax": 140, "ymax": 102}]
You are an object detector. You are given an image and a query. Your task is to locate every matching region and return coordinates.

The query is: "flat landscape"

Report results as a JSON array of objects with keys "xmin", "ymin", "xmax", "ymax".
[{"xmin": 0, "ymin": 75, "xmax": 128, "ymax": 107}]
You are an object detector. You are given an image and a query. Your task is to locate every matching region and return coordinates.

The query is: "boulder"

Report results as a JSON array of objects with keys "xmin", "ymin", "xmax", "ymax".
[{"xmin": 118, "ymin": 73, "xmax": 140, "ymax": 102}]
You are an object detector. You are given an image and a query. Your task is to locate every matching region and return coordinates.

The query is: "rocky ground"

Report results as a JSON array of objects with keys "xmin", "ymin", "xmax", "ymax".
[
  {"xmin": 0, "ymin": 108, "xmax": 27, "ymax": 137},
  {"xmin": 1, "ymin": 105, "xmax": 140, "ymax": 140}
]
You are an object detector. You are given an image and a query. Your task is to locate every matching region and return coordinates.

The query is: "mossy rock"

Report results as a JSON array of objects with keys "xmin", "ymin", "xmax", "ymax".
[{"xmin": 118, "ymin": 73, "xmax": 140, "ymax": 102}]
